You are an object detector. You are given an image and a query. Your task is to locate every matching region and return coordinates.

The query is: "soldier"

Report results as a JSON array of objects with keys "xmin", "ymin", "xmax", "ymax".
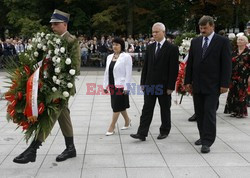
[{"xmin": 13, "ymin": 9, "xmax": 81, "ymax": 164}]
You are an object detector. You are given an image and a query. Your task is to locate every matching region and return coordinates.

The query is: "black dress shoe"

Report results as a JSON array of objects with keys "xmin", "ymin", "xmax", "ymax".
[
  {"xmin": 188, "ymin": 114, "xmax": 197, "ymax": 122},
  {"xmin": 201, "ymin": 145, "xmax": 210, "ymax": 153},
  {"xmin": 130, "ymin": 134, "xmax": 146, "ymax": 141},
  {"xmin": 194, "ymin": 139, "xmax": 202, "ymax": 145},
  {"xmin": 56, "ymin": 145, "xmax": 76, "ymax": 162},
  {"xmin": 157, "ymin": 134, "xmax": 168, "ymax": 140}
]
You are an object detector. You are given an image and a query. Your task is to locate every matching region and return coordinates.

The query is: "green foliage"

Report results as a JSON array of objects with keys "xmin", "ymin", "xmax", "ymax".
[
  {"xmin": 1, "ymin": 0, "xmax": 250, "ymax": 36},
  {"xmin": 174, "ymin": 32, "xmax": 197, "ymax": 46},
  {"xmin": 18, "ymin": 18, "xmax": 49, "ymax": 38},
  {"xmin": 70, "ymin": 8, "xmax": 90, "ymax": 34},
  {"xmin": 91, "ymin": 5, "xmax": 126, "ymax": 34}
]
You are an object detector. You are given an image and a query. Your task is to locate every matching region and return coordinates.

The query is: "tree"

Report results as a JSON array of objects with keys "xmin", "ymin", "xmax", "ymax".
[
  {"xmin": 91, "ymin": 5, "xmax": 126, "ymax": 35},
  {"xmin": 0, "ymin": 0, "xmax": 9, "ymax": 39},
  {"xmin": 1, "ymin": 0, "xmax": 249, "ymax": 37}
]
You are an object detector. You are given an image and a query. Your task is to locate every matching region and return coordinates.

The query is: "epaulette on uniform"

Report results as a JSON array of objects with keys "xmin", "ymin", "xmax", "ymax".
[{"xmin": 67, "ymin": 34, "xmax": 76, "ymax": 43}]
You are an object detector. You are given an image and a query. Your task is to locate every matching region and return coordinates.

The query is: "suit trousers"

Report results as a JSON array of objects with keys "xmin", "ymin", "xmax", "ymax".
[
  {"xmin": 193, "ymin": 93, "xmax": 219, "ymax": 147},
  {"xmin": 37, "ymin": 103, "xmax": 73, "ymax": 142},
  {"xmin": 137, "ymin": 94, "xmax": 172, "ymax": 137}
]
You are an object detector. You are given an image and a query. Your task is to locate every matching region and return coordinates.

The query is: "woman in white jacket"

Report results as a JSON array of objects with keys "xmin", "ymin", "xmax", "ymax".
[{"xmin": 103, "ymin": 38, "xmax": 133, "ymax": 136}]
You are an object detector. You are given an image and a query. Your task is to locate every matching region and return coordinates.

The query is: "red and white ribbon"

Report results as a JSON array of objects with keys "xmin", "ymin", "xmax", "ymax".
[{"xmin": 24, "ymin": 67, "xmax": 41, "ymax": 118}]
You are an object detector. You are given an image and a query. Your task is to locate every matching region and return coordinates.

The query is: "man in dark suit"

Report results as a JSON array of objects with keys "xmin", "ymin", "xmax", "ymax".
[
  {"xmin": 130, "ymin": 22, "xmax": 179, "ymax": 141},
  {"xmin": 185, "ymin": 16, "xmax": 232, "ymax": 153}
]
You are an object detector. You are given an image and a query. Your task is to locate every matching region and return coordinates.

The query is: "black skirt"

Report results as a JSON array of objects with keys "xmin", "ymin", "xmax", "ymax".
[
  {"xmin": 109, "ymin": 86, "xmax": 130, "ymax": 112},
  {"xmin": 108, "ymin": 60, "xmax": 129, "ymax": 112}
]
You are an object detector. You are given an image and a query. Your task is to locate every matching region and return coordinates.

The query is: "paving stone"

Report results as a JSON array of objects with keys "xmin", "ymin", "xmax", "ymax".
[
  {"xmin": 0, "ymin": 71, "xmax": 250, "ymax": 177},
  {"xmin": 202, "ymin": 153, "xmax": 250, "ymax": 166},
  {"xmin": 126, "ymin": 168, "xmax": 172, "ymax": 178},
  {"xmin": 213, "ymin": 166, "xmax": 250, "ymax": 178},
  {"xmin": 81, "ymin": 168, "xmax": 126, "ymax": 178},
  {"xmin": 124, "ymin": 154, "xmax": 167, "ymax": 167},
  {"xmin": 170, "ymin": 166, "xmax": 219, "ymax": 178}
]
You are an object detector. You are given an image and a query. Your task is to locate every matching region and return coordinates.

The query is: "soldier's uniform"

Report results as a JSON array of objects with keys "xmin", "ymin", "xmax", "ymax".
[{"xmin": 13, "ymin": 9, "xmax": 81, "ymax": 164}]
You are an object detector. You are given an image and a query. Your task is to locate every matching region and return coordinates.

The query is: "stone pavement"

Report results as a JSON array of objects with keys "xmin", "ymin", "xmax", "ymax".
[{"xmin": 0, "ymin": 69, "xmax": 250, "ymax": 178}]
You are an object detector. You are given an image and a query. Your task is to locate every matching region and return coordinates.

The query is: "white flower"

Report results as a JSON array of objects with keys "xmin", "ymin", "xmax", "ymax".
[
  {"xmin": 179, "ymin": 46, "xmax": 184, "ymax": 54},
  {"xmin": 55, "ymin": 67, "xmax": 61, "ymax": 73},
  {"xmin": 37, "ymin": 32, "xmax": 41, "ymax": 37},
  {"xmin": 179, "ymin": 38, "xmax": 192, "ymax": 55},
  {"xmin": 43, "ymin": 71, "xmax": 48, "ymax": 78},
  {"xmin": 53, "ymin": 37, "xmax": 57, "ymax": 42},
  {"xmin": 54, "ymin": 48, "xmax": 59, "ymax": 55},
  {"xmin": 45, "ymin": 34, "xmax": 50, "ymax": 40},
  {"xmin": 65, "ymin": 58, "xmax": 71, "ymax": 65},
  {"xmin": 63, "ymin": 91, "xmax": 69, "ymax": 97},
  {"xmin": 56, "ymin": 57, "xmax": 61, "ymax": 63},
  {"xmin": 47, "ymin": 40, "xmax": 52, "ymax": 45},
  {"xmin": 37, "ymin": 43, "xmax": 42, "ymax": 49},
  {"xmin": 52, "ymin": 87, "xmax": 57, "ymax": 92},
  {"xmin": 236, "ymin": 32, "xmax": 244, "ymax": 37},
  {"xmin": 52, "ymin": 56, "xmax": 57, "ymax": 63},
  {"xmin": 56, "ymin": 79, "xmax": 61, "ymax": 85},
  {"xmin": 56, "ymin": 39, "xmax": 61, "ymax": 44},
  {"xmin": 27, "ymin": 44, "xmax": 33, "ymax": 50},
  {"xmin": 67, "ymin": 83, "xmax": 73, "ymax": 88},
  {"xmin": 34, "ymin": 51, "xmax": 39, "ymax": 57},
  {"xmin": 41, "ymin": 32, "xmax": 45, "ymax": 37},
  {"xmin": 37, "ymin": 37, "xmax": 41, "ymax": 43},
  {"xmin": 69, "ymin": 69, "xmax": 76, "ymax": 75},
  {"xmin": 228, "ymin": 33, "xmax": 236, "ymax": 40},
  {"xmin": 32, "ymin": 38, "xmax": 36, "ymax": 42},
  {"xmin": 52, "ymin": 76, "xmax": 57, "ymax": 82},
  {"xmin": 48, "ymin": 50, "xmax": 52, "ymax": 55},
  {"xmin": 42, "ymin": 45, "xmax": 47, "ymax": 51},
  {"xmin": 60, "ymin": 47, "xmax": 65, "ymax": 53}
]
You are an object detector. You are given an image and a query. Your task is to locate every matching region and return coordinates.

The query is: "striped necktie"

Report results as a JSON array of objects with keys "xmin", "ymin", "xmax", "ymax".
[{"xmin": 202, "ymin": 37, "xmax": 209, "ymax": 58}]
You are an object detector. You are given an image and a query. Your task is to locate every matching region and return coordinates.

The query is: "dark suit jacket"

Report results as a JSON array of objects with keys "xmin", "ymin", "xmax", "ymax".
[
  {"xmin": 140, "ymin": 40, "xmax": 179, "ymax": 91},
  {"xmin": 3, "ymin": 43, "xmax": 16, "ymax": 56},
  {"xmin": 185, "ymin": 34, "xmax": 232, "ymax": 94},
  {"xmin": 0, "ymin": 44, "xmax": 3, "ymax": 56}
]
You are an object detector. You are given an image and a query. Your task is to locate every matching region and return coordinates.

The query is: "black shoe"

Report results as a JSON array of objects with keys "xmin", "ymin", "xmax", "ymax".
[
  {"xmin": 13, "ymin": 148, "xmax": 36, "ymax": 164},
  {"xmin": 56, "ymin": 145, "xmax": 76, "ymax": 162},
  {"xmin": 157, "ymin": 134, "xmax": 168, "ymax": 140},
  {"xmin": 188, "ymin": 114, "xmax": 197, "ymax": 122},
  {"xmin": 195, "ymin": 139, "xmax": 202, "ymax": 146},
  {"xmin": 130, "ymin": 134, "xmax": 146, "ymax": 141},
  {"xmin": 201, "ymin": 145, "xmax": 210, "ymax": 153},
  {"xmin": 13, "ymin": 140, "xmax": 41, "ymax": 164}
]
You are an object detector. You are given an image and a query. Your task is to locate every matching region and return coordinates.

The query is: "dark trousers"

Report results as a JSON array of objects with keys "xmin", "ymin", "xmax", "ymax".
[
  {"xmin": 193, "ymin": 93, "xmax": 219, "ymax": 147},
  {"xmin": 137, "ymin": 94, "xmax": 172, "ymax": 137}
]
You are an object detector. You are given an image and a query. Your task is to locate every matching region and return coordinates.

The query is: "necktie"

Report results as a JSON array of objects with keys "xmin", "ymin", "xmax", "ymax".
[
  {"xmin": 202, "ymin": 37, "xmax": 209, "ymax": 58},
  {"xmin": 155, "ymin": 43, "xmax": 161, "ymax": 59}
]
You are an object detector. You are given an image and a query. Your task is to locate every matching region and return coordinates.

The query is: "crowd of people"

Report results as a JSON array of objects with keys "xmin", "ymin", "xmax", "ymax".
[
  {"xmin": 78, "ymin": 34, "xmax": 154, "ymax": 67},
  {"xmin": 0, "ymin": 33, "xmax": 170, "ymax": 68},
  {"xmin": 0, "ymin": 34, "xmax": 150, "ymax": 68},
  {"xmin": 0, "ymin": 38, "xmax": 27, "ymax": 68},
  {"xmin": 3, "ymin": 8, "xmax": 248, "ymax": 166}
]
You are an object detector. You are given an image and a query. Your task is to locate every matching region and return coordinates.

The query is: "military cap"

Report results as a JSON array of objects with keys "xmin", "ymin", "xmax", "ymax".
[{"xmin": 50, "ymin": 9, "xmax": 70, "ymax": 23}]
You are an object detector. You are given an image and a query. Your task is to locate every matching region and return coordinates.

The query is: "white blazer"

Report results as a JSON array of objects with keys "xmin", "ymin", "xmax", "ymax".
[{"xmin": 103, "ymin": 52, "xmax": 132, "ymax": 90}]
